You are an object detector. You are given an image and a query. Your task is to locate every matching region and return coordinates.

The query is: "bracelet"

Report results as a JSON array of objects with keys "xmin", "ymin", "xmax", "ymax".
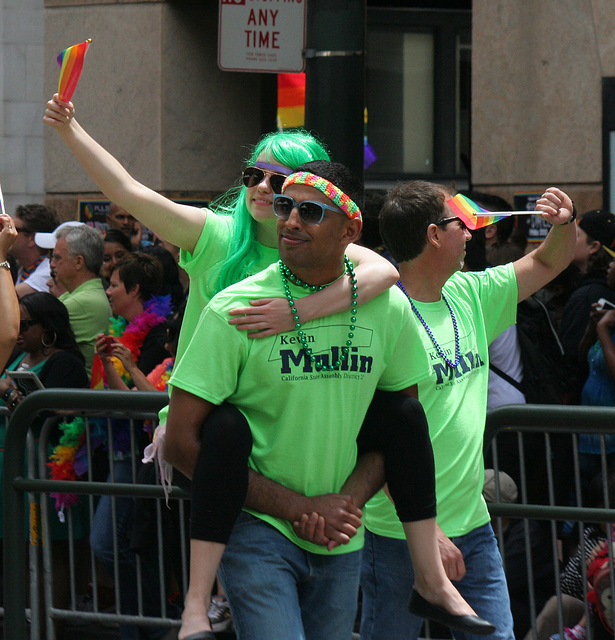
[
  {"xmin": 561, "ymin": 203, "xmax": 578, "ymax": 225},
  {"xmin": 0, "ymin": 260, "xmax": 10, "ymax": 271}
]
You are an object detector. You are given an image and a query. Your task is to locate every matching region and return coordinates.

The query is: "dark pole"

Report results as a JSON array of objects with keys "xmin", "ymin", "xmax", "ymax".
[{"xmin": 304, "ymin": 0, "xmax": 366, "ymax": 180}]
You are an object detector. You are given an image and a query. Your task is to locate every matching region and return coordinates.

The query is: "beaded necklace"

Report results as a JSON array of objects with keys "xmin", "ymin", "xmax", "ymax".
[
  {"xmin": 396, "ymin": 280, "xmax": 460, "ymax": 368},
  {"xmin": 280, "ymin": 256, "xmax": 357, "ymax": 372}
]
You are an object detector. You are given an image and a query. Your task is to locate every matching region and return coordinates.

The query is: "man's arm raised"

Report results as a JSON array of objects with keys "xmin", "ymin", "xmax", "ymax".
[
  {"xmin": 44, "ymin": 94, "xmax": 205, "ymax": 254},
  {"xmin": 513, "ymin": 187, "xmax": 577, "ymax": 303}
]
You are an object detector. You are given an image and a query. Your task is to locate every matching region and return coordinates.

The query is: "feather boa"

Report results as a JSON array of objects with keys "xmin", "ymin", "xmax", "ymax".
[
  {"xmin": 146, "ymin": 357, "xmax": 175, "ymax": 392},
  {"xmin": 91, "ymin": 295, "xmax": 173, "ymax": 389},
  {"xmin": 48, "ymin": 295, "xmax": 172, "ymax": 514}
]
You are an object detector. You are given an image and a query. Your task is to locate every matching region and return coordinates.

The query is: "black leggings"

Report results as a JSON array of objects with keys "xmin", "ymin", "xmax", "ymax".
[{"xmin": 189, "ymin": 390, "xmax": 436, "ymax": 543}]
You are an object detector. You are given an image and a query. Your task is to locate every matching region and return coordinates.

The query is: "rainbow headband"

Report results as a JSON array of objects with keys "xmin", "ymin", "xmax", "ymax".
[{"xmin": 282, "ymin": 172, "xmax": 362, "ymax": 221}]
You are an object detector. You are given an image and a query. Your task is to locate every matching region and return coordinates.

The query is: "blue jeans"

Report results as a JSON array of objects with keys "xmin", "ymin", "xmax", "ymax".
[
  {"xmin": 90, "ymin": 458, "xmax": 177, "ymax": 640},
  {"xmin": 360, "ymin": 523, "xmax": 515, "ymax": 640},
  {"xmin": 220, "ymin": 512, "xmax": 361, "ymax": 640}
]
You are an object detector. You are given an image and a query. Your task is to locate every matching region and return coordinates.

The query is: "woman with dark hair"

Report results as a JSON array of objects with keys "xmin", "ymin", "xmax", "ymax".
[
  {"xmin": 140, "ymin": 244, "xmax": 186, "ymax": 312},
  {"xmin": 101, "ymin": 228, "xmax": 132, "ymax": 282},
  {"xmin": 0, "ymin": 292, "xmax": 88, "ymax": 408},
  {"xmin": 0, "ymin": 291, "xmax": 89, "ymax": 639}
]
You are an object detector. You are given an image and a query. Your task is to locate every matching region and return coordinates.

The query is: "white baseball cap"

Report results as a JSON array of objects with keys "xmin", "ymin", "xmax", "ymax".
[{"xmin": 35, "ymin": 220, "xmax": 83, "ymax": 249}]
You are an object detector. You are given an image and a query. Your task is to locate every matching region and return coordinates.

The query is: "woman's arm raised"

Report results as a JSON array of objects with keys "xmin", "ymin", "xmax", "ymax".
[{"xmin": 44, "ymin": 94, "xmax": 206, "ymax": 253}]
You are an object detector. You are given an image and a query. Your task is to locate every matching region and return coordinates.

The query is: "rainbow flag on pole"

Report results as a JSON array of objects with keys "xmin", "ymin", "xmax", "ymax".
[
  {"xmin": 57, "ymin": 39, "xmax": 92, "ymax": 102},
  {"xmin": 447, "ymin": 194, "xmax": 540, "ymax": 230}
]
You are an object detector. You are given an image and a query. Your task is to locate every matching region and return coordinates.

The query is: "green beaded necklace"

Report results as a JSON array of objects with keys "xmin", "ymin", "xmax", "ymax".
[{"xmin": 279, "ymin": 256, "xmax": 357, "ymax": 372}]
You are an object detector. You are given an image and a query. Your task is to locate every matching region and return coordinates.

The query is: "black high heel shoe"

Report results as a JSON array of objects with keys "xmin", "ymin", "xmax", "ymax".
[{"xmin": 408, "ymin": 589, "xmax": 497, "ymax": 636}]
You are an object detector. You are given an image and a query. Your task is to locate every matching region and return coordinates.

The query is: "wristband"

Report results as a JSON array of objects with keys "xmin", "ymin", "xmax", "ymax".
[
  {"xmin": 0, "ymin": 260, "xmax": 10, "ymax": 271},
  {"xmin": 561, "ymin": 203, "xmax": 578, "ymax": 225}
]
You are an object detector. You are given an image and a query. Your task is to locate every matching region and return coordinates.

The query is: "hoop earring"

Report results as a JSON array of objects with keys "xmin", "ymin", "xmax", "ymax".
[{"xmin": 41, "ymin": 331, "xmax": 57, "ymax": 349}]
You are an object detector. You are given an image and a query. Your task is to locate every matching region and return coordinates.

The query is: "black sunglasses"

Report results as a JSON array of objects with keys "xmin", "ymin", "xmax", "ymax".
[
  {"xmin": 273, "ymin": 194, "xmax": 345, "ymax": 226},
  {"xmin": 435, "ymin": 216, "xmax": 469, "ymax": 231},
  {"xmin": 242, "ymin": 167, "xmax": 287, "ymax": 194},
  {"xmin": 19, "ymin": 318, "xmax": 39, "ymax": 333}
]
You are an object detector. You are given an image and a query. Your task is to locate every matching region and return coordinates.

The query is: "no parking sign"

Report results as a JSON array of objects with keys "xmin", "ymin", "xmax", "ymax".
[{"xmin": 218, "ymin": 0, "xmax": 307, "ymax": 73}]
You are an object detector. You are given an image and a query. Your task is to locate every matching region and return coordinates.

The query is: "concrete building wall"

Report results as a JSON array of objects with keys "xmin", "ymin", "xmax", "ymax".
[
  {"xmin": 37, "ymin": 1, "xmax": 615, "ymax": 219},
  {"xmin": 1, "ymin": 0, "xmax": 46, "ymax": 216},
  {"xmin": 472, "ymin": 0, "xmax": 615, "ymax": 213},
  {"xmin": 43, "ymin": 0, "xmax": 270, "ymax": 221}
]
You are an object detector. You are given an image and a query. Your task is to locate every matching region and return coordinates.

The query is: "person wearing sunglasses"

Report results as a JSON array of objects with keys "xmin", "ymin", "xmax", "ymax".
[
  {"xmin": 44, "ymin": 95, "xmax": 399, "ymax": 639},
  {"xmin": 0, "ymin": 292, "xmax": 88, "ymax": 412},
  {"xmin": 0, "ymin": 291, "xmax": 88, "ymax": 638}
]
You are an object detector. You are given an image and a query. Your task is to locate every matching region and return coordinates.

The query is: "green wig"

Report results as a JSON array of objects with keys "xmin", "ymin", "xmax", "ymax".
[{"xmin": 211, "ymin": 129, "xmax": 330, "ymax": 294}]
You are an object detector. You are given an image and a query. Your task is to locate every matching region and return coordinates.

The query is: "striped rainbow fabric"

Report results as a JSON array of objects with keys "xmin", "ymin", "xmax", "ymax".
[
  {"xmin": 277, "ymin": 73, "xmax": 305, "ymax": 128},
  {"xmin": 57, "ymin": 39, "xmax": 91, "ymax": 102},
  {"xmin": 446, "ymin": 194, "xmax": 506, "ymax": 230}
]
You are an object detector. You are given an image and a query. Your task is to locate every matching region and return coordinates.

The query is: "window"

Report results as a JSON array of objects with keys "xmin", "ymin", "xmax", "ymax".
[{"xmin": 366, "ymin": 8, "xmax": 471, "ymax": 184}]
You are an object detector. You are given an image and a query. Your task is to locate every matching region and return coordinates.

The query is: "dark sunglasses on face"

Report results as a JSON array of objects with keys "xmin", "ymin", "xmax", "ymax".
[
  {"xmin": 242, "ymin": 167, "xmax": 287, "ymax": 194},
  {"xmin": 19, "ymin": 319, "xmax": 39, "ymax": 333},
  {"xmin": 273, "ymin": 194, "xmax": 345, "ymax": 226},
  {"xmin": 434, "ymin": 216, "xmax": 469, "ymax": 231}
]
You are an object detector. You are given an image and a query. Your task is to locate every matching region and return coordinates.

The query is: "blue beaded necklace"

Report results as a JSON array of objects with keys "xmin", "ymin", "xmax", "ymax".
[
  {"xmin": 396, "ymin": 280, "xmax": 460, "ymax": 368},
  {"xmin": 280, "ymin": 256, "xmax": 357, "ymax": 372}
]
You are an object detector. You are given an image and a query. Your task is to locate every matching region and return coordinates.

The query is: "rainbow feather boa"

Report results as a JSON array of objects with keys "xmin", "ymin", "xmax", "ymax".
[
  {"xmin": 91, "ymin": 295, "xmax": 173, "ymax": 389},
  {"xmin": 48, "ymin": 295, "xmax": 172, "ymax": 514}
]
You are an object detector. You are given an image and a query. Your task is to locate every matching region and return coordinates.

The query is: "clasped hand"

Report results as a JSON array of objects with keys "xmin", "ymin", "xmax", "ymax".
[{"xmin": 292, "ymin": 493, "xmax": 362, "ymax": 552}]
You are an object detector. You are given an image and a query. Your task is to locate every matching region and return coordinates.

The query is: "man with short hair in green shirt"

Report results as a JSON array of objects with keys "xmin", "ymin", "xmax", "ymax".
[{"xmin": 360, "ymin": 181, "xmax": 577, "ymax": 640}]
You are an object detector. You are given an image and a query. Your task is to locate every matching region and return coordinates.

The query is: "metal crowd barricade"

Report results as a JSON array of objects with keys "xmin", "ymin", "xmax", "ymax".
[
  {"xmin": 6, "ymin": 394, "xmax": 615, "ymax": 639},
  {"xmin": 3, "ymin": 389, "xmax": 189, "ymax": 640},
  {"xmin": 484, "ymin": 404, "xmax": 615, "ymax": 640}
]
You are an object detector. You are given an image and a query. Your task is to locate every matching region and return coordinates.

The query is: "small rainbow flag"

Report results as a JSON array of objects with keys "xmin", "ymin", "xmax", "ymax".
[
  {"xmin": 57, "ymin": 39, "xmax": 92, "ymax": 103},
  {"xmin": 444, "ymin": 194, "xmax": 543, "ymax": 231},
  {"xmin": 446, "ymin": 194, "xmax": 506, "ymax": 230}
]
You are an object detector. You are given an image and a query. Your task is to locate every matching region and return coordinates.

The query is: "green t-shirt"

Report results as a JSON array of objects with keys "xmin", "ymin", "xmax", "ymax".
[
  {"xmin": 158, "ymin": 210, "xmax": 278, "ymax": 423},
  {"xmin": 59, "ymin": 278, "xmax": 111, "ymax": 375},
  {"xmin": 169, "ymin": 262, "xmax": 429, "ymax": 555},
  {"xmin": 363, "ymin": 263, "xmax": 518, "ymax": 539}
]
